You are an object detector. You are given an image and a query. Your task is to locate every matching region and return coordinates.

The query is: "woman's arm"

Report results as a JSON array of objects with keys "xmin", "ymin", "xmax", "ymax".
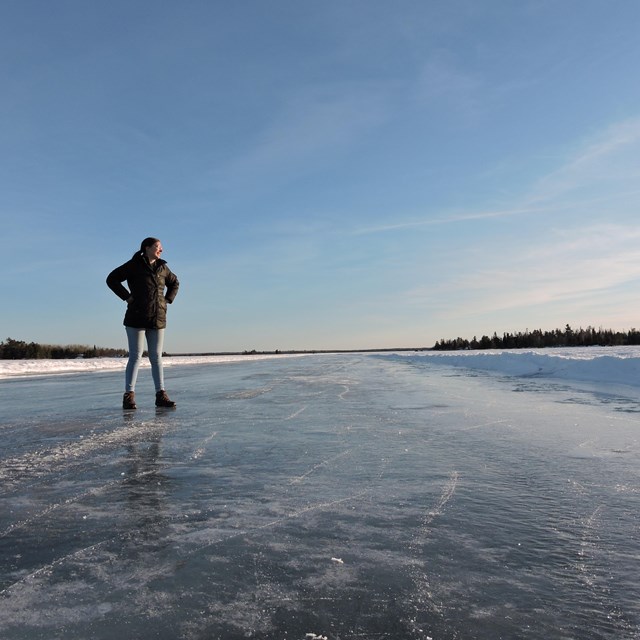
[
  {"xmin": 106, "ymin": 262, "xmax": 133, "ymax": 302},
  {"xmin": 164, "ymin": 268, "xmax": 180, "ymax": 303}
]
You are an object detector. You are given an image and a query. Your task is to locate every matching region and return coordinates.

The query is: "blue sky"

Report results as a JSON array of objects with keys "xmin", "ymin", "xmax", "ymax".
[{"xmin": 2, "ymin": 1, "xmax": 640, "ymax": 353}]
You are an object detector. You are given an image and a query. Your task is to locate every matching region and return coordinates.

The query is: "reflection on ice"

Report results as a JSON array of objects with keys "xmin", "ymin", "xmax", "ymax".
[{"xmin": 1, "ymin": 354, "xmax": 639, "ymax": 639}]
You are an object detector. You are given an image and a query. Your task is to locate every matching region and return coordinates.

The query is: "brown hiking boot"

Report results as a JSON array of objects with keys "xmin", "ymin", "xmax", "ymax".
[
  {"xmin": 155, "ymin": 390, "xmax": 176, "ymax": 408},
  {"xmin": 123, "ymin": 391, "xmax": 137, "ymax": 410}
]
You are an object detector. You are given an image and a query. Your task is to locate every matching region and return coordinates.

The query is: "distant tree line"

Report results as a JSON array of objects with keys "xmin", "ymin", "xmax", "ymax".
[
  {"xmin": 433, "ymin": 325, "xmax": 640, "ymax": 351},
  {"xmin": 0, "ymin": 337, "xmax": 127, "ymax": 359}
]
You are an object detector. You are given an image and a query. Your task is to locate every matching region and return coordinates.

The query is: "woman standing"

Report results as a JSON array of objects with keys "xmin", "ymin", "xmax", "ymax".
[{"xmin": 107, "ymin": 237, "xmax": 180, "ymax": 409}]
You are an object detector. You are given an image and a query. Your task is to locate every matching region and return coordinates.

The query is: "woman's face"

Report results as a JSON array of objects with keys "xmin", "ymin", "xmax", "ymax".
[{"xmin": 145, "ymin": 241, "xmax": 163, "ymax": 262}]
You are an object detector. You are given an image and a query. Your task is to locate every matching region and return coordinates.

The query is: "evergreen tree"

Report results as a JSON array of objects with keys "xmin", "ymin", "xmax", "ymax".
[{"xmin": 432, "ymin": 326, "xmax": 640, "ymax": 351}]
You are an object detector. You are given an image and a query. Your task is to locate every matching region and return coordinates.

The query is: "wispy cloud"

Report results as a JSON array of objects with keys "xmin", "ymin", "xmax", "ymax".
[
  {"xmin": 385, "ymin": 118, "xmax": 640, "ymax": 334},
  {"xmin": 473, "ymin": 226, "xmax": 640, "ymax": 307},
  {"xmin": 525, "ymin": 116, "xmax": 640, "ymax": 206},
  {"xmin": 416, "ymin": 55, "xmax": 482, "ymax": 104},
  {"xmin": 213, "ymin": 83, "xmax": 391, "ymax": 191},
  {"xmin": 352, "ymin": 114, "xmax": 640, "ymax": 236},
  {"xmin": 406, "ymin": 224, "xmax": 640, "ymax": 327},
  {"xmin": 351, "ymin": 205, "xmax": 548, "ymax": 235}
]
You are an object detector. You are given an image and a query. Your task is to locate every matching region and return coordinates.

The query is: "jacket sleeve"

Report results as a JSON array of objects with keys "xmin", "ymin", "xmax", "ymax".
[
  {"xmin": 164, "ymin": 268, "xmax": 180, "ymax": 304},
  {"xmin": 106, "ymin": 262, "xmax": 132, "ymax": 302}
]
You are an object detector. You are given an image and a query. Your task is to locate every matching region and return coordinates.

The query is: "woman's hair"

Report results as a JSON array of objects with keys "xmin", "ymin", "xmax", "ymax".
[{"xmin": 133, "ymin": 237, "xmax": 160, "ymax": 259}]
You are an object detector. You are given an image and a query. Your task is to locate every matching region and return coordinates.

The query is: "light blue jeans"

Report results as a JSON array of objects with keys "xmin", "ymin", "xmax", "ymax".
[{"xmin": 125, "ymin": 327, "xmax": 165, "ymax": 392}]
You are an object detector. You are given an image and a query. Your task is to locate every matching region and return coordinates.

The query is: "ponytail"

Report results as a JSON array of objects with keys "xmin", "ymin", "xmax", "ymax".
[{"xmin": 132, "ymin": 237, "xmax": 160, "ymax": 259}]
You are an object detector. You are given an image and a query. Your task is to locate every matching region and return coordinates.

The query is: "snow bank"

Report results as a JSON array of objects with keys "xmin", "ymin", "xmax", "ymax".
[
  {"xmin": 383, "ymin": 346, "xmax": 640, "ymax": 388},
  {"xmin": 0, "ymin": 353, "xmax": 307, "ymax": 380}
]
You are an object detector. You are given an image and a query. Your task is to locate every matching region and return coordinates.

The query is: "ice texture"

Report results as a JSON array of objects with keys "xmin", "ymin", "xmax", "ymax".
[{"xmin": 1, "ymin": 352, "xmax": 639, "ymax": 639}]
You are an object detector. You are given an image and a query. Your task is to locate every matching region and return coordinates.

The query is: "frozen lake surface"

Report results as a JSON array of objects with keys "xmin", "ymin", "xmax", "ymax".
[{"xmin": 1, "ymin": 352, "xmax": 639, "ymax": 639}]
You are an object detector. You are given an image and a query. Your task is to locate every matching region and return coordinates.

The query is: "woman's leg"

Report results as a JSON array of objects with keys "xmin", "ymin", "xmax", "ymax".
[
  {"xmin": 148, "ymin": 329, "xmax": 175, "ymax": 407},
  {"xmin": 125, "ymin": 327, "xmax": 145, "ymax": 392},
  {"xmin": 146, "ymin": 328, "xmax": 165, "ymax": 392}
]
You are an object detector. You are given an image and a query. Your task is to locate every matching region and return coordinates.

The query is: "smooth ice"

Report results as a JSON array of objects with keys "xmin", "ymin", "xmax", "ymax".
[{"xmin": 1, "ymin": 354, "xmax": 640, "ymax": 639}]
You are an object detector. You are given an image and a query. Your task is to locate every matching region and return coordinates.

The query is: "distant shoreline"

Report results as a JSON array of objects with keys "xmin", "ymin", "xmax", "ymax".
[{"xmin": 167, "ymin": 347, "xmax": 433, "ymax": 357}]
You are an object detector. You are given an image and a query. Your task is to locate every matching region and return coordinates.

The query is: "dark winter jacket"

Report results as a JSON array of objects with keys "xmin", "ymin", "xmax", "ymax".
[{"xmin": 106, "ymin": 253, "xmax": 180, "ymax": 329}]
